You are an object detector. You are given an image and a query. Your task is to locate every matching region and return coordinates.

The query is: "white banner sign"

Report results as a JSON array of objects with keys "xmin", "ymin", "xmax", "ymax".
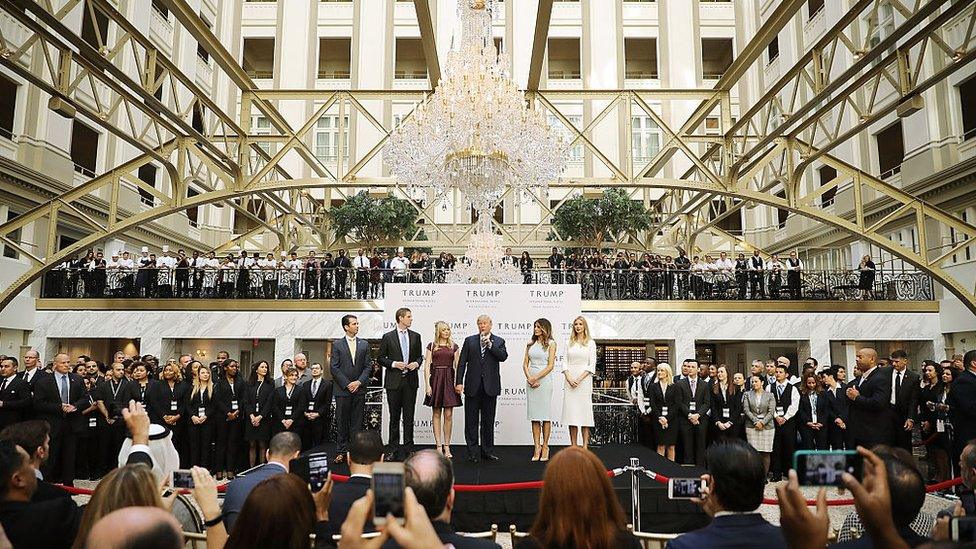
[{"xmin": 382, "ymin": 283, "xmax": 582, "ymax": 446}]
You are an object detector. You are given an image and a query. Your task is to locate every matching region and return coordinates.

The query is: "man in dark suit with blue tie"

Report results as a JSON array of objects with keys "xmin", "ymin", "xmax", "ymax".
[
  {"xmin": 455, "ymin": 315, "xmax": 508, "ymax": 463},
  {"xmin": 845, "ymin": 348, "xmax": 893, "ymax": 449},
  {"xmin": 222, "ymin": 432, "xmax": 302, "ymax": 530},
  {"xmin": 378, "ymin": 307, "xmax": 424, "ymax": 460},
  {"xmin": 31, "ymin": 353, "xmax": 87, "ymax": 486},
  {"xmin": 331, "ymin": 314, "xmax": 371, "ymax": 464}
]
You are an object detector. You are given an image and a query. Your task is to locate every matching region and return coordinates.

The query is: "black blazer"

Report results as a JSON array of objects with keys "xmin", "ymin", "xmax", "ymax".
[
  {"xmin": 456, "ymin": 334, "xmax": 509, "ymax": 397},
  {"xmin": 188, "ymin": 387, "xmax": 216, "ymax": 425},
  {"xmin": 273, "ymin": 385, "xmax": 307, "ymax": 428},
  {"xmin": 326, "ymin": 476, "xmax": 373, "ymax": 538},
  {"xmin": 675, "ymin": 377, "xmax": 712, "ymax": 421},
  {"xmin": 31, "ymin": 372, "xmax": 88, "ymax": 433},
  {"xmin": 0, "ymin": 376, "xmax": 31, "ymax": 430},
  {"xmin": 798, "ymin": 391, "xmax": 831, "ymax": 426},
  {"xmin": 949, "ymin": 370, "xmax": 976, "ymax": 449},
  {"xmin": 330, "ymin": 337, "xmax": 371, "ymax": 397},
  {"xmin": 890, "ymin": 369, "xmax": 920, "ymax": 422},
  {"xmin": 648, "ymin": 381, "xmax": 678, "ymax": 420},
  {"xmin": 300, "ymin": 377, "xmax": 332, "ymax": 417},
  {"xmin": 824, "ymin": 384, "xmax": 850, "ymax": 425},
  {"xmin": 147, "ymin": 381, "xmax": 189, "ymax": 424},
  {"xmin": 849, "ymin": 368, "xmax": 894, "ymax": 447},
  {"xmin": 382, "ymin": 520, "xmax": 502, "ymax": 549},
  {"xmin": 122, "ymin": 379, "xmax": 153, "ymax": 408},
  {"xmin": 711, "ymin": 386, "xmax": 743, "ymax": 427},
  {"xmin": 214, "ymin": 376, "xmax": 247, "ymax": 421},
  {"xmin": 244, "ymin": 379, "xmax": 275, "ymax": 419},
  {"xmin": 378, "ymin": 328, "xmax": 424, "ymax": 391},
  {"xmin": 0, "ymin": 492, "xmax": 84, "ymax": 549},
  {"xmin": 516, "ymin": 530, "xmax": 640, "ymax": 549}
]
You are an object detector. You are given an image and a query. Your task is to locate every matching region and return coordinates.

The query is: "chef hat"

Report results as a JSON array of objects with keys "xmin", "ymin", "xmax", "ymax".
[
  {"xmin": 162, "ymin": 245, "xmax": 169, "ymax": 253},
  {"xmin": 111, "ymin": 251, "xmax": 119, "ymax": 257},
  {"xmin": 141, "ymin": 246, "xmax": 149, "ymax": 253},
  {"xmin": 281, "ymin": 251, "xmax": 288, "ymax": 258}
]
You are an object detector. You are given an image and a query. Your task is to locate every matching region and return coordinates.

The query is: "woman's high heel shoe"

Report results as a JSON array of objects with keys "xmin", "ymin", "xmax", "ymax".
[
  {"xmin": 531, "ymin": 448, "xmax": 541, "ymax": 462},
  {"xmin": 541, "ymin": 447, "xmax": 550, "ymax": 462},
  {"xmin": 443, "ymin": 445, "xmax": 453, "ymax": 459}
]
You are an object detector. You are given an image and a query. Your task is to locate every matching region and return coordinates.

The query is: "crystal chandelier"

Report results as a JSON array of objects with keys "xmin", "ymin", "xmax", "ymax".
[
  {"xmin": 383, "ymin": 0, "xmax": 567, "ymax": 215},
  {"xmin": 447, "ymin": 216, "xmax": 524, "ymax": 284}
]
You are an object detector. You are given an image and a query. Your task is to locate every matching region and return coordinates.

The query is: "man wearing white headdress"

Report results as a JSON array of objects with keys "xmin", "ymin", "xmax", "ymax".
[{"xmin": 118, "ymin": 423, "xmax": 179, "ymax": 483}]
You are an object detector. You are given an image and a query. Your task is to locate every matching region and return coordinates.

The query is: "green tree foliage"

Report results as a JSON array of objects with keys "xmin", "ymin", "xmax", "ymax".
[
  {"xmin": 551, "ymin": 188, "xmax": 654, "ymax": 250},
  {"xmin": 328, "ymin": 191, "xmax": 418, "ymax": 247}
]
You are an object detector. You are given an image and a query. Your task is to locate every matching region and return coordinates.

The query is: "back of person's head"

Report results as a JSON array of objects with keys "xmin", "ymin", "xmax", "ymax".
[
  {"xmin": 267, "ymin": 432, "xmax": 302, "ymax": 461},
  {"xmin": 872, "ymin": 445, "xmax": 925, "ymax": 529},
  {"xmin": 706, "ymin": 439, "xmax": 766, "ymax": 512},
  {"xmin": 85, "ymin": 506, "xmax": 182, "ymax": 549},
  {"xmin": 0, "ymin": 420, "xmax": 50, "ymax": 464},
  {"xmin": 404, "ymin": 449, "xmax": 453, "ymax": 520},
  {"xmin": 531, "ymin": 447, "xmax": 627, "ymax": 549},
  {"xmin": 225, "ymin": 474, "xmax": 315, "ymax": 549},
  {"xmin": 73, "ymin": 464, "xmax": 163, "ymax": 549},
  {"xmin": 349, "ymin": 431, "xmax": 384, "ymax": 466},
  {"xmin": 0, "ymin": 440, "xmax": 30, "ymax": 501}
]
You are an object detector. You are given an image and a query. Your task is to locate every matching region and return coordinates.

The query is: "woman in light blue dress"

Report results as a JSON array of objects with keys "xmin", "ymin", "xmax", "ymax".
[{"xmin": 523, "ymin": 318, "xmax": 556, "ymax": 462}]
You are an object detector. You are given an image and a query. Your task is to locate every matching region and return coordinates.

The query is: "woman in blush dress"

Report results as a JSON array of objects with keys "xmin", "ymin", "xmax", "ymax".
[
  {"xmin": 562, "ymin": 316, "xmax": 596, "ymax": 449},
  {"xmin": 524, "ymin": 318, "xmax": 557, "ymax": 462},
  {"xmin": 423, "ymin": 321, "xmax": 461, "ymax": 459}
]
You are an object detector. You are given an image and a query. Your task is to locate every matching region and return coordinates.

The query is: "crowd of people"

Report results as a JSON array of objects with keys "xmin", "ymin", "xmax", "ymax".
[
  {"xmin": 44, "ymin": 246, "xmax": 887, "ymax": 301},
  {"xmin": 626, "ymin": 349, "xmax": 976, "ymax": 491}
]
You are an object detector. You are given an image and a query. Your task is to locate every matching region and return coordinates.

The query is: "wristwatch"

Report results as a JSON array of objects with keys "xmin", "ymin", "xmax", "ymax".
[{"xmin": 203, "ymin": 514, "xmax": 224, "ymax": 529}]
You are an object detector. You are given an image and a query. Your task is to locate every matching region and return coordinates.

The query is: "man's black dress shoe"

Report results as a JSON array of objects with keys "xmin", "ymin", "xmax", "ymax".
[
  {"xmin": 481, "ymin": 453, "xmax": 501, "ymax": 462},
  {"xmin": 467, "ymin": 456, "xmax": 480, "ymax": 464}
]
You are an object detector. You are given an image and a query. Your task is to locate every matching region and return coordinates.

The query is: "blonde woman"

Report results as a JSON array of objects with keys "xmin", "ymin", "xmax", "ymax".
[
  {"xmin": 188, "ymin": 364, "xmax": 215, "ymax": 469},
  {"xmin": 563, "ymin": 316, "xmax": 596, "ymax": 448},
  {"xmin": 524, "ymin": 318, "xmax": 557, "ymax": 461},
  {"xmin": 423, "ymin": 321, "xmax": 461, "ymax": 458},
  {"xmin": 649, "ymin": 363, "xmax": 678, "ymax": 461}
]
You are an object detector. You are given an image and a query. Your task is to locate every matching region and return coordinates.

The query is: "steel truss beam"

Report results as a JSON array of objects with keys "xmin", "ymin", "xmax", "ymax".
[{"xmin": 0, "ymin": 0, "xmax": 975, "ymax": 315}]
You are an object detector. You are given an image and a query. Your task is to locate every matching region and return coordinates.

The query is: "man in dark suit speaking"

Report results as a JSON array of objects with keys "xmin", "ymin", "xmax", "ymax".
[
  {"xmin": 846, "ymin": 347, "xmax": 893, "ymax": 449},
  {"xmin": 378, "ymin": 307, "xmax": 424, "ymax": 461},
  {"xmin": 331, "ymin": 314, "xmax": 371, "ymax": 464},
  {"xmin": 455, "ymin": 315, "xmax": 508, "ymax": 464}
]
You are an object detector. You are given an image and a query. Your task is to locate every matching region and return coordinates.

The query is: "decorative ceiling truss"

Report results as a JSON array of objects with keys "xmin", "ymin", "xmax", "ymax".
[{"xmin": 0, "ymin": 0, "xmax": 975, "ymax": 315}]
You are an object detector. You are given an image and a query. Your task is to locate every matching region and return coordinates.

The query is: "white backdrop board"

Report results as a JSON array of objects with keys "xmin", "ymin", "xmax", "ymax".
[{"xmin": 381, "ymin": 284, "xmax": 582, "ymax": 446}]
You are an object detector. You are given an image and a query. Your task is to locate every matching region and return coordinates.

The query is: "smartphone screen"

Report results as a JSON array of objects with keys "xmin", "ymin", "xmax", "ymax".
[
  {"xmin": 172, "ymin": 469, "xmax": 194, "ymax": 489},
  {"xmin": 307, "ymin": 452, "xmax": 329, "ymax": 492},
  {"xmin": 794, "ymin": 450, "xmax": 862, "ymax": 486},
  {"xmin": 951, "ymin": 516, "xmax": 976, "ymax": 542},
  {"xmin": 373, "ymin": 470, "xmax": 405, "ymax": 524},
  {"xmin": 668, "ymin": 478, "xmax": 704, "ymax": 499}
]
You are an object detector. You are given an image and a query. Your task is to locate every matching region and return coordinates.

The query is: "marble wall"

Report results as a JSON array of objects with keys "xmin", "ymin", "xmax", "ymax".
[{"xmin": 30, "ymin": 309, "xmax": 944, "ymax": 375}]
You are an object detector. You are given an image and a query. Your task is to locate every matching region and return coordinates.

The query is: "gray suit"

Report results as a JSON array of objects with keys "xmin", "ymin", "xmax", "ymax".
[
  {"xmin": 330, "ymin": 337, "xmax": 371, "ymax": 452},
  {"xmin": 222, "ymin": 462, "xmax": 287, "ymax": 530}
]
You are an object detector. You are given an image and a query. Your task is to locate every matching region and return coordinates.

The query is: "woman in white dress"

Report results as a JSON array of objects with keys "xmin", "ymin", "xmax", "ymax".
[
  {"xmin": 523, "ymin": 318, "xmax": 556, "ymax": 462},
  {"xmin": 563, "ymin": 315, "xmax": 596, "ymax": 449}
]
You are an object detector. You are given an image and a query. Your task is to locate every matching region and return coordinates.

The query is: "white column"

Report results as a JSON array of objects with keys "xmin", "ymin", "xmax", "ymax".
[
  {"xmin": 657, "ymin": 0, "xmax": 701, "ymax": 180},
  {"xmin": 581, "ymin": 0, "xmax": 623, "ymax": 178},
  {"xmin": 141, "ymin": 336, "xmax": 163, "ymax": 359},
  {"xmin": 674, "ymin": 335, "xmax": 696, "ymax": 367},
  {"xmin": 350, "ymin": 0, "xmax": 392, "ymax": 182},
  {"xmin": 843, "ymin": 342, "xmax": 858, "ymax": 379},
  {"xmin": 274, "ymin": 0, "xmax": 318, "ymax": 179},
  {"xmin": 274, "ymin": 336, "xmax": 296, "ymax": 379}
]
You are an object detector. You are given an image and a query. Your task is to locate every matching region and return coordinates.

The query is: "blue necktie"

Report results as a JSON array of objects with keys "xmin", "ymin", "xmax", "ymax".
[
  {"xmin": 400, "ymin": 331, "xmax": 409, "ymax": 363},
  {"xmin": 59, "ymin": 374, "xmax": 69, "ymax": 404}
]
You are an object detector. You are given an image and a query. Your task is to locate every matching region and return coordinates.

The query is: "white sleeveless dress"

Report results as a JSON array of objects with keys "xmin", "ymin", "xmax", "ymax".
[{"xmin": 526, "ymin": 342, "xmax": 553, "ymax": 421}]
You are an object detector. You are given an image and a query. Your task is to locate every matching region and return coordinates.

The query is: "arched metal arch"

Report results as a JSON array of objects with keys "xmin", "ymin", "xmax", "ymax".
[{"xmin": 3, "ymin": 170, "xmax": 976, "ymax": 316}]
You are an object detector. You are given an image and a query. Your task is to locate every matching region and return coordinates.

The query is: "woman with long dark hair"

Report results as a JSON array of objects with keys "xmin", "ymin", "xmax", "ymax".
[
  {"xmin": 244, "ymin": 360, "xmax": 274, "ymax": 467},
  {"xmin": 523, "ymin": 318, "xmax": 556, "ymax": 462},
  {"xmin": 710, "ymin": 365, "xmax": 742, "ymax": 444},
  {"xmin": 797, "ymin": 374, "xmax": 828, "ymax": 450},
  {"xmin": 517, "ymin": 447, "xmax": 639, "ymax": 548}
]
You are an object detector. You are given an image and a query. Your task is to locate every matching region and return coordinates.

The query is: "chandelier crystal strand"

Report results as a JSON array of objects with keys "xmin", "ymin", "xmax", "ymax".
[{"xmin": 384, "ymin": 0, "xmax": 568, "ymax": 284}]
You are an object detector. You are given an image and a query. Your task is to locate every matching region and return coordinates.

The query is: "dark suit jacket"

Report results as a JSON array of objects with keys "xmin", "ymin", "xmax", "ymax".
[
  {"xmin": 378, "ymin": 329, "xmax": 423, "ymax": 391},
  {"xmin": 712, "ymin": 386, "xmax": 744, "ymax": 428},
  {"xmin": 300, "ymin": 378, "xmax": 332, "ymax": 417},
  {"xmin": 949, "ymin": 370, "xmax": 976, "ymax": 451},
  {"xmin": 383, "ymin": 520, "xmax": 501, "ymax": 549},
  {"xmin": 244, "ymin": 380, "xmax": 275, "ymax": 419},
  {"xmin": 830, "ymin": 525, "xmax": 929, "ymax": 549},
  {"xmin": 648, "ymin": 382, "xmax": 678, "ymax": 420},
  {"xmin": 0, "ymin": 376, "xmax": 31, "ymax": 429},
  {"xmin": 824, "ymin": 384, "xmax": 850, "ymax": 424},
  {"xmin": 456, "ymin": 334, "xmax": 509, "ymax": 397},
  {"xmin": 665, "ymin": 513, "xmax": 787, "ymax": 549},
  {"xmin": 326, "ymin": 475, "xmax": 373, "ymax": 538},
  {"xmin": 798, "ymin": 391, "xmax": 831, "ymax": 426},
  {"xmin": 0, "ymin": 493, "xmax": 83, "ymax": 549},
  {"xmin": 273, "ymin": 385, "xmax": 307, "ymax": 429},
  {"xmin": 674, "ymin": 377, "xmax": 711, "ymax": 423},
  {"xmin": 31, "ymin": 372, "xmax": 88, "ymax": 434},
  {"xmin": 214, "ymin": 376, "xmax": 247, "ymax": 420},
  {"xmin": 222, "ymin": 462, "xmax": 288, "ymax": 530},
  {"xmin": 890, "ymin": 368, "xmax": 920, "ymax": 422},
  {"xmin": 146, "ymin": 380, "xmax": 189, "ymax": 425},
  {"xmin": 330, "ymin": 337, "xmax": 371, "ymax": 397},
  {"xmin": 849, "ymin": 367, "xmax": 894, "ymax": 447}
]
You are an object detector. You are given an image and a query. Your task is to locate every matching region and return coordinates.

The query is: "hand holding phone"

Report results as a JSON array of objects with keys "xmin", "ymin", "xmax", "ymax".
[
  {"xmin": 668, "ymin": 477, "xmax": 706, "ymax": 500},
  {"xmin": 171, "ymin": 469, "xmax": 194, "ymax": 489},
  {"xmin": 290, "ymin": 451, "xmax": 330, "ymax": 492},
  {"xmin": 794, "ymin": 450, "xmax": 863, "ymax": 487},
  {"xmin": 373, "ymin": 462, "xmax": 406, "ymax": 526}
]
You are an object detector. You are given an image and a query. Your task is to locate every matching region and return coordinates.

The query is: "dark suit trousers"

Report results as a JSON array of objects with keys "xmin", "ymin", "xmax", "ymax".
[
  {"xmin": 827, "ymin": 423, "xmax": 851, "ymax": 450},
  {"xmin": 464, "ymin": 383, "xmax": 497, "ymax": 456},
  {"xmin": 336, "ymin": 392, "xmax": 365, "ymax": 453},
  {"xmin": 800, "ymin": 426, "xmax": 828, "ymax": 450},
  {"xmin": 679, "ymin": 420, "xmax": 707, "ymax": 466},
  {"xmin": 386, "ymin": 384, "xmax": 418, "ymax": 454},
  {"xmin": 891, "ymin": 414, "xmax": 913, "ymax": 453},
  {"xmin": 771, "ymin": 422, "xmax": 796, "ymax": 477},
  {"xmin": 50, "ymin": 423, "xmax": 78, "ymax": 486},
  {"xmin": 190, "ymin": 423, "xmax": 214, "ymax": 469}
]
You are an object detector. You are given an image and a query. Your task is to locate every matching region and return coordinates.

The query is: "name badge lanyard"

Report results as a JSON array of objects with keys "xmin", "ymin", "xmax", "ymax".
[{"xmin": 230, "ymin": 380, "xmax": 238, "ymax": 410}]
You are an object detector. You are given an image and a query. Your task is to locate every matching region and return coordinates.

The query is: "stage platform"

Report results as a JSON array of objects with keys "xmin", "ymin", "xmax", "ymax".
[{"xmin": 321, "ymin": 443, "xmax": 709, "ymax": 533}]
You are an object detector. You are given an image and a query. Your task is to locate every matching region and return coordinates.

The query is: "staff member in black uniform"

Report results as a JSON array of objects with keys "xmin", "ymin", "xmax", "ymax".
[
  {"xmin": 95, "ymin": 362, "xmax": 129, "ymax": 473},
  {"xmin": 710, "ymin": 365, "xmax": 743, "ymax": 445},
  {"xmin": 769, "ymin": 364, "xmax": 800, "ymax": 480},
  {"xmin": 122, "ymin": 362, "xmax": 154, "ymax": 409},
  {"xmin": 648, "ymin": 363, "xmax": 678, "ymax": 461},
  {"xmin": 273, "ymin": 367, "xmax": 306, "ymax": 435},
  {"xmin": 0, "ymin": 358, "xmax": 30, "ymax": 431},
  {"xmin": 798, "ymin": 374, "xmax": 829, "ymax": 450},
  {"xmin": 188, "ymin": 364, "xmax": 216, "ymax": 470},
  {"xmin": 148, "ymin": 362, "xmax": 189, "ymax": 467},
  {"xmin": 244, "ymin": 360, "xmax": 274, "ymax": 468},
  {"xmin": 214, "ymin": 358, "xmax": 246, "ymax": 480},
  {"xmin": 822, "ymin": 366, "xmax": 851, "ymax": 450},
  {"xmin": 301, "ymin": 363, "xmax": 332, "ymax": 450}
]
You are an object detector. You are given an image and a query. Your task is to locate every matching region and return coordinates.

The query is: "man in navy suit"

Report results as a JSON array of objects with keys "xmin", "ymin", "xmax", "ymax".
[
  {"xmin": 222, "ymin": 431, "xmax": 301, "ymax": 530},
  {"xmin": 31, "ymin": 353, "xmax": 88, "ymax": 485},
  {"xmin": 667, "ymin": 439, "xmax": 787, "ymax": 549},
  {"xmin": 845, "ymin": 348, "xmax": 893, "ymax": 449},
  {"xmin": 948, "ymin": 349, "xmax": 976, "ymax": 466},
  {"xmin": 455, "ymin": 315, "xmax": 508, "ymax": 463},
  {"xmin": 327, "ymin": 430, "xmax": 384, "ymax": 539},
  {"xmin": 331, "ymin": 314, "xmax": 371, "ymax": 463}
]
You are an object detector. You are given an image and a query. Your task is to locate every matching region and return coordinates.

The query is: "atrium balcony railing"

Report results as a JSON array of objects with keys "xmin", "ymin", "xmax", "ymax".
[{"xmin": 40, "ymin": 266, "xmax": 935, "ymax": 302}]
